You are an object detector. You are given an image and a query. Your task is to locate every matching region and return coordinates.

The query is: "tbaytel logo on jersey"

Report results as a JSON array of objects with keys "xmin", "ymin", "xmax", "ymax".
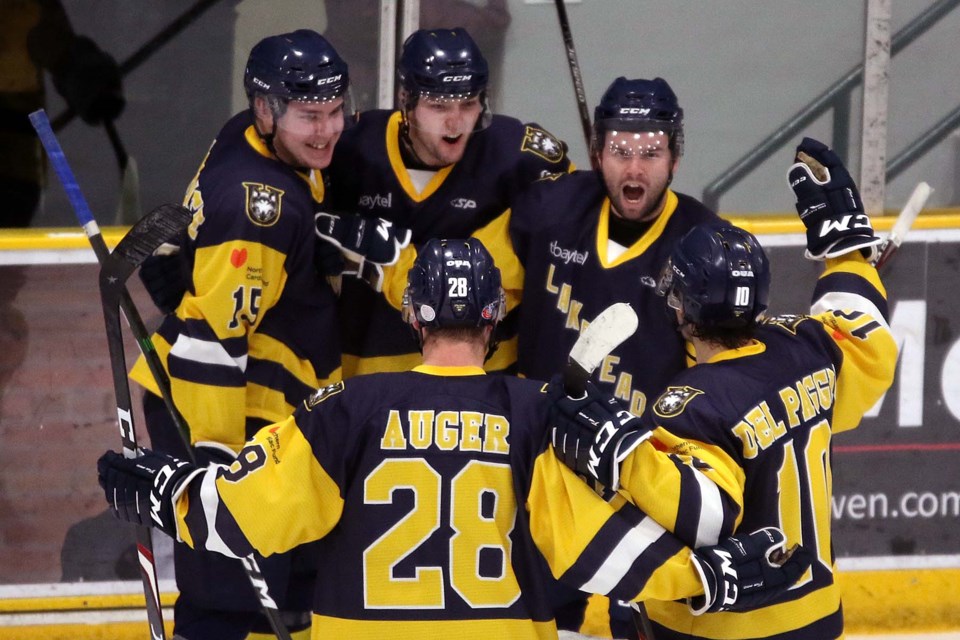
[
  {"xmin": 359, "ymin": 192, "xmax": 392, "ymax": 210},
  {"xmin": 549, "ymin": 240, "xmax": 588, "ymax": 265}
]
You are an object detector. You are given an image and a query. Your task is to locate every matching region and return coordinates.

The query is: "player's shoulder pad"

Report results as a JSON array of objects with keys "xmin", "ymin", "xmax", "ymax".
[
  {"xmin": 518, "ymin": 122, "xmax": 567, "ymax": 164},
  {"xmin": 304, "ymin": 381, "xmax": 346, "ymax": 410},
  {"xmin": 653, "ymin": 384, "xmax": 706, "ymax": 419},
  {"xmin": 759, "ymin": 314, "xmax": 812, "ymax": 335}
]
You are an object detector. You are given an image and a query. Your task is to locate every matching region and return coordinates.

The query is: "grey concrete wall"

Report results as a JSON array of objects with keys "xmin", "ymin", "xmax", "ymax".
[
  {"xmin": 498, "ymin": 0, "xmax": 960, "ymax": 214},
  {"xmin": 34, "ymin": 1, "xmax": 959, "ymax": 228}
]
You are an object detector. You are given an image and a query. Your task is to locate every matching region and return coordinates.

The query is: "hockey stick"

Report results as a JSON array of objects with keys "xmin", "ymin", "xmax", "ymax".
[
  {"xmin": 553, "ymin": 0, "xmax": 599, "ymax": 170},
  {"xmin": 563, "ymin": 302, "xmax": 658, "ymax": 640},
  {"xmin": 29, "ymin": 108, "xmax": 294, "ymax": 640},
  {"xmin": 873, "ymin": 181, "xmax": 932, "ymax": 270},
  {"xmin": 101, "ymin": 208, "xmax": 188, "ymax": 640},
  {"xmin": 30, "ymin": 109, "xmax": 188, "ymax": 446},
  {"xmin": 564, "ymin": 302, "xmax": 639, "ymax": 396},
  {"xmin": 102, "ymin": 216, "xmax": 294, "ymax": 640}
]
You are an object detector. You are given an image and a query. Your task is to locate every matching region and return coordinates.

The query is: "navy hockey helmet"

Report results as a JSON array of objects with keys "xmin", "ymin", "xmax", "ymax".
[
  {"xmin": 397, "ymin": 27, "xmax": 489, "ymax": 101},
  {"xmin": 403, "ymin": 238, "xmax": 504, "ymax": 330},
  {"xmin": 657, "ymin": 223, "xmax": 770, "ymax": 330},
  {"xmin": 244, "ymin": 30, "xmax": 349, "ymax": 103},
  {"xmin": 593, "ymin": 77, "xmax": 684, "ymax": 157}
]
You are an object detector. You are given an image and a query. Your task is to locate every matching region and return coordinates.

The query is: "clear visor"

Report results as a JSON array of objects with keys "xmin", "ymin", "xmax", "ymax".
[
  {"xmin": 271, "ymin": 89, "xmax": 358, "ymax": 135},
  {"xmin": 602, "ymin": 129, "xmax": 673, "ymax": 160},
  {"xmin": 656, "ymin": 258, "xmax": 683, "ymax": 311},
  {"xmin": 405, "ymin": 92, "xmax": 492, "ymax": 135}
]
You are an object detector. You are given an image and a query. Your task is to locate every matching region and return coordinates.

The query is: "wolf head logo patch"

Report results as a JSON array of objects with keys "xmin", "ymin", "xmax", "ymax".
[
  {"xmin": 521, "ymin": 126, "xmax": 565, "ymax": 163},
  {"xmin": 654, "ymin": 385, "xmax": 704, "ymax": 418},
  {"xmin": 243, "ymin": 182, "xmax": 284, "ymax": 226},
  {"xmin": 306, "ymin": 381, "xmax": 345, "ymax": 409}
]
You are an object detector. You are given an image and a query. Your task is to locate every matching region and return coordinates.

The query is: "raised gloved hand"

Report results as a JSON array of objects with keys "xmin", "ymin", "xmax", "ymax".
[
  {"xmin": 689, "ymin": 527, "xmax": 813, "ymax": 615},
  {"xmin": 547, "ymin": 376, "xmax": 652, "ymax": 490},
  {"xmin": 315, "ymin": 212, "xmax": 412, "ymax": 267},
  {"xmin": 787, "ymin": 137, "xmax": 881, "ymax": 261},
  {"xmin": 138, "ymin": 243, "xmax": 188, "ymax": 315},
  {"xmin": 51, "ymin": 36, "xmax": 125, "ymax": 125},
  {"xmin": 97, "ymin": 449, "xmax": 202, "ymax": 538}
]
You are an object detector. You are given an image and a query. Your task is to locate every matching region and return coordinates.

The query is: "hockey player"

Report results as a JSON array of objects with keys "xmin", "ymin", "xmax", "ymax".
[
  {"xmin": 98, "ymin": 238, "xmax": 812, "ymax": 640},
  {"xmin": 330, "ymin": 76, "xmax": 721, "ymax": 637},
  {"xmin": 503, "ymin": 75, "xmax": 723, "ymax": 637},
  {"xmin": 316, "ymin": 26, "xmax": 572, "ymax": 377},
  {"xmin": 510, "ymin": 75, "xmax": 720, "ymax": 415},
  {"xmin": 548, "ymin": 138, "xmax": 898, "ymax": 639},
  {"xmin": 127, "ymin": 30, "xmax": 361, "ymax": 640}
]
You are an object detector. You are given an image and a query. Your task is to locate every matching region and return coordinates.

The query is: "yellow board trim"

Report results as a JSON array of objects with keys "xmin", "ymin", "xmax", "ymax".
[
  {"xmin": 0, "ymin": 227, "xmax": 128, "ymax": 250},
  {"xmin": 3, "ymin": 210, "xmax": 960, "ymax": 251},
  {"xmin": 0, "ymin": 569, "xmax": 958, "ymax": 637},
  {"xmin": 0, "ymin": 592, "xmax": 176, "ymax": 613}
]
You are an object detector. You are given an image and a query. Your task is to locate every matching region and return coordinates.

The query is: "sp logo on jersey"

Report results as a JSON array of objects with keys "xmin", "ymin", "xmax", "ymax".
[
  {"xmin": 243, "ymin": 182, "xmax": 284, "ymax": 227},
  {"xmin": 654, "ymin": 385, "xmax": 704, "ymax": 418},
  {"xmin": 521, "ymin": 126, "xmax": 564, "ymax": 163}
]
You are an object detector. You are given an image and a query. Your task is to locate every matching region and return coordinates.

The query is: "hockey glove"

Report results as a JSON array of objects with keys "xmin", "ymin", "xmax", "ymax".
[
  {"xmin": 689, "ymin": 526, "xmax": 813, "ymax": 615},
  {"xmin": 49, "ymin": 36, "xmax": 125, "ymax": 125},
  {"xmin": 315, "ymin": 212, "xmax": 412, "ymax": 266},
  {"xmin": 138, "ymin": 244, "xmax": 188, "ymax": 315},
  {"xmin": 97, "ymin": 449, "xmax": 202, "ymax": 539},
  {"xmin": 787, "ymin": 137, "xmax": 881, "ymax": 261},
  {"xmin": 547, "ymin": 376, "xmax": 652, "ymax": 490}
]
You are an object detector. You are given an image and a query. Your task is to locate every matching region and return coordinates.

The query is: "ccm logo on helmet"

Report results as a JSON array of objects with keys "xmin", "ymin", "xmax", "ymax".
[
  {"xmin": 443, "ymin": 75, "xmax": 473, "ymax": 82},
  {"xmin": 316, "ymin": 74, "xmax": 342, "ymax": 85},
  {"xmin": 619, "ymin": 107, "xmax": 651, "ymax": 115}
]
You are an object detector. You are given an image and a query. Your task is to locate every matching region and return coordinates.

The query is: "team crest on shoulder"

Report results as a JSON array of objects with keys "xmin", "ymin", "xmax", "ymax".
[
  {"xmin": 761, "ymin": 314, "xmax": 808, "ymax": 335},
  {"xmin": 243, "ymin": 182, "xmax": 284, "ymax": 226},
  {"xmin": 654, "ymin": 385, "xmax": 704, "ymax": 418},
  {"xmin": 306, "ymin": 381, "xmax": 345, "ymax": 409},
  {"xmin": 521, "ymin": 126, "xmax": 565, "ymax": 163}
]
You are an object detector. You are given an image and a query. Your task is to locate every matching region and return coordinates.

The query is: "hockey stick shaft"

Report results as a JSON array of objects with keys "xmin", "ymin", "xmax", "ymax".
[
  {"xmin": 553, "ymin": 0, "xmax": 598, "ymax": 170},
  {"xmin": 105, "ymin": 211, "xmax": 292, "ymax": 640},
  {"xmin": 561, "ymin": 302, "xmax": 657, "ymax": 639},
  {"xmin": 31, "ymin": 109, "xmax": 293, "ymax": 640},
  {"xmin": 30, "ymin": 109, "xmax": 189, "ymax": 448},
  {"xmin": 32, "ymin": 108, "xmax": 174, "ymax": 638},
  {"xmin": 100, "ymin": 251, "xmax": 169, "ymax": 640},
  {"xmin": 874, "ymin": 181, "xmax": 932, "ymax": 270}
]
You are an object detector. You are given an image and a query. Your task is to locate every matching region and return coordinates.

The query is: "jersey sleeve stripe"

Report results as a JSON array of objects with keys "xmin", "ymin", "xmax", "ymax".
[
  {"xmin": 169, "ymin": 334, "xmax": 249, "ymax": 370},
  {"xmin": 812, "ymin": 290, "xmax": 890, "ymax": 330},
  {"xmin": 812, "ymin": 272, "xmax": 890, "ymax": 324},
  {"xmin": 578, "ymin": 515, "xmax": 667, "ymax": 595},
  {"xmin": 684, "ymin": 462, "xmax": 726, "ymax": 547}
]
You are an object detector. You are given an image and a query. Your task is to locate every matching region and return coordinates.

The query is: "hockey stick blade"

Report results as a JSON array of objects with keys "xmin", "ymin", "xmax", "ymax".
[
  {"xmin": 105, "ymin": 204, "xmax": 192, "ymax": 284},
  {"xmin": 874, "ymin": 181, "xmax": 932, "ymax": 270},
  {"xmin": 564, "ymin": 303, "xmax": 639, "ymax": 396}
]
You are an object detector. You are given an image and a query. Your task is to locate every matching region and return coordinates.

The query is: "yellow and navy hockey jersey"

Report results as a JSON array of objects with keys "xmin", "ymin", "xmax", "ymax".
[
  {"xmin": 171, "ymin": 367, "xmax": 719, "ymax": 640},
  {"xmin": 508, "ymin": 170, "xmax": 721, "ymax": 416},
  {"xmin": 618, "ymin": 254, "xmax": 898, "ymax": 639},
  {"xmin": 325, "ymin": 109, "xmax": 572, "ymax": 377},
  {"xmin": 130, "ymin": 111, "xmax": 341, "ymax": 451}
]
